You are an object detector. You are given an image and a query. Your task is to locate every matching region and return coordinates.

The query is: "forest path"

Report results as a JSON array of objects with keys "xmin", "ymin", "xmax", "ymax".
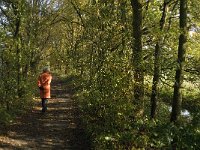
[{"xmin": 0, "ymin": 76, "xmax": 89, "ymax": 150}]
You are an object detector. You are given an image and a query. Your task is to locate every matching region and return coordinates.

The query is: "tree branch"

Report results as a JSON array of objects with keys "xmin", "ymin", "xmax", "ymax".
[{"xmin": 70, "ymin": 0, "xmax": 85, "ymax": 28}]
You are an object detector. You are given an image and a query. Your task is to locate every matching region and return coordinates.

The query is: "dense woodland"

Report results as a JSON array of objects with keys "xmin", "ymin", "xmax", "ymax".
[{"xmin": 0, "ymin": 0, "xmax": 200, "ymax": 149}]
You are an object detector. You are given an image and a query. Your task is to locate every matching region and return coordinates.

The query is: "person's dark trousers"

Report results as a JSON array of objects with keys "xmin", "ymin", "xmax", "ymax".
[{"xmin": 42, "ymin": 98, "xmax": 48, "ymax": 112}]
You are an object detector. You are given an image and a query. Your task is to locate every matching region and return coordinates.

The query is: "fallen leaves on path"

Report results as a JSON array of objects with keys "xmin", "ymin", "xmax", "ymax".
[{"xmin": 0, "ymin": 78, "xmax": 90, "ymax": 150}]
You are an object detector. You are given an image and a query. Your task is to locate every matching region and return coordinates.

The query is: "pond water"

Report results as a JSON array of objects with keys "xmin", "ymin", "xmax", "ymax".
[{"xmin": 169, "ymin": 106, "xmax": 190, "ymax": 117}]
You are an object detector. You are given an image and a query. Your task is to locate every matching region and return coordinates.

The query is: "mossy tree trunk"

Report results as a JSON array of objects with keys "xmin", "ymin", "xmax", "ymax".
[
  {"xmin": 130, "ymin": 0, "xmax": 144, "ymax": 118},
  {"xmin": 171, "ymin": 0, "xmax": 188, "ymax": 122},
  {"xmin": 150, "ymin": 1, "xmax": 169, "ymax": 119}
]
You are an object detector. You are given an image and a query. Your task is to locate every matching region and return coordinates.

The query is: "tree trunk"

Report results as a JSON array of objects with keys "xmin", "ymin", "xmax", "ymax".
[
  {"xmin": 151, "ymin": 1, "xmax": 169, "ymax": 119},
  {"xmin": 170, "ymin": 0, "xmax": 187, "ymax": 122},
  {"xmin": 130, "ymin": 0, "xmax": 144, "ymax": 117},
  {"xmin": 150, "ymin": 43, "xmax": 161, "ymax": 119},
  {"xmin": 13, "ymin": 1, "xmax": 22, "ymax": 98},
  {"xmin": 120, "ymin": 0, "xmax": 127, "ymax": 55}
]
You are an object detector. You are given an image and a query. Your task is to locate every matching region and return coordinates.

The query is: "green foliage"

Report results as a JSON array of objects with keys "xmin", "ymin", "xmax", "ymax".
[
  {"xmin": 64, "ymin": 0, "xmax": 200, "ymax": 149},
  {"xmin": 0, "ymin": 108, "xmax": 13, "ymax": 125},
  {"xmin": 0, "ymin": 0, "xmax": 199, "ymax": 149},
  {"xmin": 0, "ymin": 75, "xmax": 35, "ymax": 124},
  {"xmin": 74, "ymin": 70, "xmax": 200, "ymax": 149}
]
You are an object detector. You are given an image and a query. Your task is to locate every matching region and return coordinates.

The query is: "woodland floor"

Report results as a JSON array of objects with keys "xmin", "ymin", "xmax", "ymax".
[{"xmin": 0, "ymin": 77, "xmax": 90, "ymax": 150}]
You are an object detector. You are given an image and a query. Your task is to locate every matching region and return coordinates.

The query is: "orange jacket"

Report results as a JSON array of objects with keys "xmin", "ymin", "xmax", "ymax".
[{"xmin": 37, "ymin": 72, "xmax": 52, "ymax": 98}]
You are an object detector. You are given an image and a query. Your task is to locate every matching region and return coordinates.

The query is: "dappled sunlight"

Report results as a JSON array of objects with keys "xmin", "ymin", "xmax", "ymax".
[
  {"xmin": 0, "ymin": 77, "xmax": 89, "ymax": 149},
  {"xmin": 43, "ymin": 122, "xmax": 66, "ymax": 127},
  {"xmin": 40, "ymin": 138, "xmax": 65, "ymax": 146},
  {"xmin": 0, "ymin": 136, "xmax": 29, "ymax": 147},
  {"xmin": 68, "ymin": 122, "xmax": 77, "ymax": 129}
]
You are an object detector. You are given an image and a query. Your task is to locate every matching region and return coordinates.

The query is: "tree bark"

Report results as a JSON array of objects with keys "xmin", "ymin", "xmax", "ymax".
[
  {"xmin": 150, "ymin": 43, "xmax": 161, "ymax": 119},
  {"xmin": 130, "ymin": 0, "xmax": 144, "ymax": 117},
  {"xmin": 151, "ymin": 1, "xmax": 169, "ymax": 119},
  {"xmin": 12, "ymin": 1, "xmax": 22, "ymax": 97},
  {"xmin": 170, "ymin": 0, "xmax": 187, "ymax": 122},
  {"xmin": 120, "ymin": 0, "xmax": 127, "ymax": 55}
]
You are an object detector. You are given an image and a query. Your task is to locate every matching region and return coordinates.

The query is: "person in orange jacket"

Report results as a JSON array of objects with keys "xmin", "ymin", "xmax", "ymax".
[{"xmin": 37, "ymin": 67, "xmax": 52, "ymax": 112}]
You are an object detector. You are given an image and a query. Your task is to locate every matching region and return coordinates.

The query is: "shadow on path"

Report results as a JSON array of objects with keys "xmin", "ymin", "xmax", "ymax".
[{"xmin": 0, "ymin": 77, "xmax": 90, "ymax": 150}]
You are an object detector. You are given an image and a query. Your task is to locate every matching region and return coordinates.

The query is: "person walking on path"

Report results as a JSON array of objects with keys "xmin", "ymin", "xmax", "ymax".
[{"xmin": 37, "ymin": 67, "xmax": 52, "ymax": 112}]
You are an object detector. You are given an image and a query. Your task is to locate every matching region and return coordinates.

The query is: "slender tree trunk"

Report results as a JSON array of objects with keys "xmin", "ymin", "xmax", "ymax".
[
  {"xmin": 89, "ymin": 44, "xmax": 94, "ymax": 84},
  {"xmin": 150, "ymin": 1, "xmax": 169, "ymax": 119},
  {"xmin": 13, "ymin": 1, "xmax": 22, "ymax": 97},
  {"xmin": 170, "ymin": 0, "xmax": 187, "ymax": 122},
  {"xmin": 151, "ymin": 43, "xmax": 161, "ymax": 119},
  {"xmin": 130, "ymin": 0, "xmax": 144, "ymax": 117},
  {"xmin": 120, "ymin": 0, "xmax": 127, "ymax": 55}
]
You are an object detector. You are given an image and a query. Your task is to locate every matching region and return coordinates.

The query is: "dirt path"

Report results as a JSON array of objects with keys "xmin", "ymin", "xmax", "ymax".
[{"xmin": 0, "ymin": 77, "xmax": 90, "ymax": 150}]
